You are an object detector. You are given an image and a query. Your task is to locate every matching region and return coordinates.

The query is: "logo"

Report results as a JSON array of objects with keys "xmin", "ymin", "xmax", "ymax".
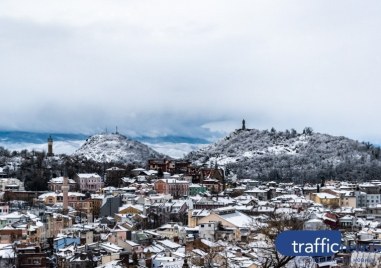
[{"xmin": 275, "ymin": 230, "xmax": 341, "ymax": 256}]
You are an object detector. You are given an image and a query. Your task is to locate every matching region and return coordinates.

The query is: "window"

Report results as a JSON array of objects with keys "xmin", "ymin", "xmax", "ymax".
[{"xmin": 201, "ymin": 224, "xmax": 204, "ymax": 228}]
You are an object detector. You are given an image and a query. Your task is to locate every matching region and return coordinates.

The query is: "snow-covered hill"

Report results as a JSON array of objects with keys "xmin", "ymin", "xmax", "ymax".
[
  {"xmin": 186, "ymin": 128, "xmax": 381, "ymax": 181},
  {"xmin": 73, "ymin": 133, "xmax": 166, "ymax": 164}
]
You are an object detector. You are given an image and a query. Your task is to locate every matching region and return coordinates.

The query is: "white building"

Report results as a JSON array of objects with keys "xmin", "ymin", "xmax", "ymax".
[
  {"xmin": 152, "ymin": 256, "xmax": 183, "ymax": 268},
  {"xmin": 74, "ymin": 173, "xmax": 103, "ymax": 193},
  {"xmin": 0, "ymin": 178, "xmax": 24, "ymax": 191}
]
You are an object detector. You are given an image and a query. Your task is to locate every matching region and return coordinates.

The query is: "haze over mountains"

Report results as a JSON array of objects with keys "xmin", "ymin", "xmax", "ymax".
[{"xmin": 0, "ymin": 131, "xmax": 208, "ymax": 158}]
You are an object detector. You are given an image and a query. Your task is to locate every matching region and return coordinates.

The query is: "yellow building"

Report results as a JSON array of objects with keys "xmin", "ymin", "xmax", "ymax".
[
  {"xmin": 321, "ymin": 189, "xmax": 357, "ymax": 208},
  {"xmin": 310, "ymin": 192, "xmax": 340, "ymax": 208},
  {"xmin": 118, "ymin": 204, "xmax": 143, "ymax": 215}
]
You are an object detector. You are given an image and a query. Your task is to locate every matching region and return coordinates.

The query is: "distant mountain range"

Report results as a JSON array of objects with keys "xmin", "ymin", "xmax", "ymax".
[
  {"xmin": 0, "ymin": 131, "xmax": 87, "ymax": 144},
  {"xmin": 0, "ymin": 131, "xmax": 210, "ymax": 145},
  {"xmin": 0, "ymin": 130, "xmax": 209, "ymax": 158}
]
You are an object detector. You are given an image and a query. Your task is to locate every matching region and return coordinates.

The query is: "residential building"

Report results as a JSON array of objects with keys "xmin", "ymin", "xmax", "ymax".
[
  {"xmin": 48, "ymin": 176, "xmax": 77, "ymax": 192},
  {"xmin": 74, "ymin": 173, "xmax": 103, "ymax": 193},
  {"xmin": 244, "ymin": 188, "xmax": 269, "ymax": 201},
  {"xmin": 0, "ymin": 178, "xmax": 24, "ymax": 191},
  {"xmin": 154, "ymin": 179, "xmax": 189, "ymax": 198},
  {"xmin": 197, "ymin": 207, "xmax": 253, "ymax": 242},
  {"xmin": 310, "ymin": 192, "xmax": 340, "ymax": 208}
]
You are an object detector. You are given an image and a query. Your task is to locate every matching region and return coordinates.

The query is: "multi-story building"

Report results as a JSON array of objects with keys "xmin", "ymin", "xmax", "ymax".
[
  {"xmin": 154, "ymin": 179, "xmax": 189, "ymax": 198},
  {"xmin": 0, "ymin": 203, "xmax": 9, "ymax": 215},
  {"xmin": 74, "ymin": 173, "xmax": 103, "ymax": 193},
  {"xmin": 310, "ymin": 192, "xmax": 340, "ymax": 208},
  {"xmin": 148, "ymin": 159, "xmax": 192, "ymax": 174},
  {"xmin": 0, "ymin": 178, "xmax": 24, "ymax": 191},
  {"xmin": 48, "ymin": 176, "xmax": 77, "ymax": 192},
  {"xmin": 202, "ymin": 179, "xmax": 223, "ymax": 194},
  {"xmin": 148, "ymin": 159, "xmax": 175, "ymax": 172},
  {"xmin": 37, "ymin": 192, "xmax": 86, "ymax": 206},
  {"xmin": 355, "ymin": 191, "xmax": 381, "ymax": 208},
  {"xmin": 322, "ymin": 189, "xmax": 357, "ymax": 208},
  {"xmin": 105, "ymin": 167, "xmax": 125, "ymax": 187},
  {"xmin": 197, "ymin": 207, "xmax": 252, "ymax": 242},
  {"xmin": 16, "ymin": 244, "xmax": 48, "ymax": 268},
  {"xmin": 359, "ymin": 183, "xmax": 381, "ymax": 194},
  {"xmin": 244, "ymin": 188, "xmax": 269, "ymax": 201}
]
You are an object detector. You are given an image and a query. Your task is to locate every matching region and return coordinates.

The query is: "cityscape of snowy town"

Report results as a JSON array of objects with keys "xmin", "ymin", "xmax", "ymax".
[
  {"xmin": 2, "ymin": 0, "xmax": 381, "ymax": 267},
  {"xmin": 0, "ymin": 129, "xmax": 381, "ymax": 268}
]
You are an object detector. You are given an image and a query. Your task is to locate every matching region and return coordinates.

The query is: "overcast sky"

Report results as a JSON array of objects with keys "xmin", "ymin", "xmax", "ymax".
[{"xmin": 0, "ymin": 1, "xmax": 380, "ymax": 143}]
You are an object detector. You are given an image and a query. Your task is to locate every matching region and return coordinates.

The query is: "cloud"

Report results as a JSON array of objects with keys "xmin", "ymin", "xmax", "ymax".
[{"xmin": 0, "ymin": 1, "xmax": 380, "ymax": 143}]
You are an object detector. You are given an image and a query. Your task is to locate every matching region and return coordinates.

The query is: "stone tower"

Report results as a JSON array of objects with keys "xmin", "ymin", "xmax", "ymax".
[
  {"xmin": 242, "ymin": 119, "xmax": 246, "ymax": 130},
  {"xmin": 47, "ymin": 135, "xmax": 54, "ymax": 156}
]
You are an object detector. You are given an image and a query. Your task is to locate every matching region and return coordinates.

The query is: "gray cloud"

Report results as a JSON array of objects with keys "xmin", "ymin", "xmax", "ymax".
[{"xmin": 0, "ymin": 1, "xmax": 381, "ymax": 143}]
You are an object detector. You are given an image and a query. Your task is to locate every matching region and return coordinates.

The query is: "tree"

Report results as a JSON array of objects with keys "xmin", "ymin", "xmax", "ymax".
[
  {"xmin": 132, "ymin": 251, "xmax": 139, "ymax": 266},
  {"xmin": 253, "ymin": 212, "xmax": 304, "ymax": 268},
  {"xmin": 290, "ymin": 128, "xmax": 297, "ymax": 137},
  {"xmin": 203, "ymin": 247, "xmax": 220, "ymax": 268},
  {"xmin": 303, "ymin": 127, "xmax": 313, "ymax": 135},
  {"xmin": 284, "ymin": 129, "xmax": 291, "ymax": 139},
  {"xmin": 157, "ymin": 168, "xmax": 164, "ymax": 178}
]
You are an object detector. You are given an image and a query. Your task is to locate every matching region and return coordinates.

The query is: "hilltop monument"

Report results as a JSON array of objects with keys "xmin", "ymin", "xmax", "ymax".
[{"xmin": 242, "ymin": 119, "xmax": 246, "ymax": 130}]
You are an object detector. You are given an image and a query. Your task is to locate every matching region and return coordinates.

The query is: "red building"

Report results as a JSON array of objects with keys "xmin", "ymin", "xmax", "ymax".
[{"xmin": 154, "ymin": 179, "xmax": 189, "ymax": 198}]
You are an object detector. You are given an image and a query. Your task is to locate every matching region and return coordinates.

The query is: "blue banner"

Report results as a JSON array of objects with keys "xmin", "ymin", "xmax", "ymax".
[{"xmin": 275, "ymin": 230, "xmax": 342, "ymax": 256}]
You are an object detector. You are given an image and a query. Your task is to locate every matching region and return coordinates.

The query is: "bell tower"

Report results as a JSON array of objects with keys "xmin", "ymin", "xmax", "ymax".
[{"xmin": 47, "ymin": 135, "xmax": 54, "ymax": 156}]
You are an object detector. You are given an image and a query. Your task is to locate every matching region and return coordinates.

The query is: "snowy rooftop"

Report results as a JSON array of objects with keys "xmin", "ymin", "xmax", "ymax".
[
  {"xmin": 100, "ymin": 242, "xmax": 123, "ymax": 253},
  {"xmin": 216, "ymin": 209, "xmax": 254, "ymax": 228},
  {"xmin": 76, "ymin": 173, "xmax": 101, "ymax": 178},
  {"xmin": 49, "ymin": 176, "xmax": 76, "ymax": 184},
  {"xmin": 156, "ymin": 179, "xmax": 189, "ymax": 184},
  {"xmin": 315, "ymin": 193, "xmax": 338, "ymax": 199},
  {"xmin": 157, "ymin": 239, "xmax": 182, "ymax": 249}
]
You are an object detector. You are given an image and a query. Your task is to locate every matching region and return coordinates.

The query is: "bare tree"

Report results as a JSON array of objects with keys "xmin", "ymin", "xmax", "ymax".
[
  {"xmin": 204, "ymin": 247, "xmax": 220, "ymax": 268},
  {"xmin": 252, "ymin": 212, "xmax": 304, "ymax": 268}
]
